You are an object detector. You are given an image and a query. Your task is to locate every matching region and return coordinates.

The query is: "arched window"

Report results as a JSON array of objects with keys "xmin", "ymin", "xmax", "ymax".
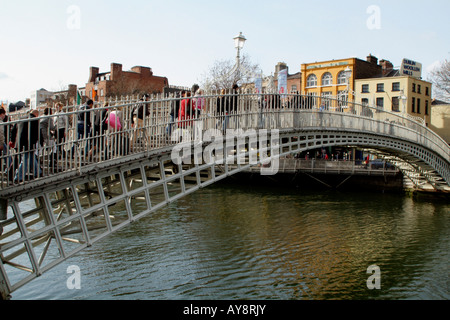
[
  {"xmin": 306, "ymin": 74, "xmax": 317, "ymax": 87},
  {"xmin": 322, "ymin": 72, "xmax": 333, "ymax": 86},
  {"xmin": 337, "ymin": 71, "xmax": 348, "ymax": 84}
]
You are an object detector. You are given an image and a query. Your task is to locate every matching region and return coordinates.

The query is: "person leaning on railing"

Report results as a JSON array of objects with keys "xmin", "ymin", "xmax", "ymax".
[
  {"xmin": 87, "ymin": 102, "xmax": 109, "ymax": 160},
  {"xmin": 178, "ymin": 91, "xmax": 194, "ymax": 129},
  {"xmin": 13, "ymin": 109, "xmax": 42, "ymax": 183},
  {"xmin": 77, "ymin": 100, "xmax": 94, "ymax": 156},
  {"xmin": 53, "ymin": 102, "xmax": 68, "ymax": 158},
  {"xmin": 0, "ymin": 108, "xmax": 6, "ymax": 153},
  {"xmin": 40, "ymin": 107, "xmax": 57, "ymax": 168},
  {"xmin": 0, "ymin": 109, "xmax": 8, "ymax": 180},
  {"xmin": 130, "ymin": 94, "xmax": 150, "ymax": 149},
  {"xmin": 166, "ymin": 90, "xmax": 185, "ymax": 138}
]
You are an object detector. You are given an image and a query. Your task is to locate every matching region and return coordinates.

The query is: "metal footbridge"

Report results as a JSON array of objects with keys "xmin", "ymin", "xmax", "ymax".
[{"xmin": 1, "ymin": 92, "xmax": 449, "ymax": 299}]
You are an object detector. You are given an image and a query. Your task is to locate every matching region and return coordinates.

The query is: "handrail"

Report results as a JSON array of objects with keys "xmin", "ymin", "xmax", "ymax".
[{"xmin": 0, "ymin": 92, "xmax": 448, "ymax": 190}]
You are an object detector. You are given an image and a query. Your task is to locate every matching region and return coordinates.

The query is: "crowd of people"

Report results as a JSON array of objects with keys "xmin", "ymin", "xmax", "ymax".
[
  {"xmin": 1, "ymin": 85, "xmax": 337, "ymax": 184},
  {"xmin": 0, "ymin": 85, "xmax": 219, "ymax": 183}
]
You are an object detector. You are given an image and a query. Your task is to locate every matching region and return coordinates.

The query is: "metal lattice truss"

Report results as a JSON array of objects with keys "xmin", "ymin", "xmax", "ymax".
[
  {"xmin": 368, "ymin": 150, "xmax": 449, "ymax": 190},
  {"xmin": 1, "ymin": 92, "xmax": 449, "ymax": 299}
]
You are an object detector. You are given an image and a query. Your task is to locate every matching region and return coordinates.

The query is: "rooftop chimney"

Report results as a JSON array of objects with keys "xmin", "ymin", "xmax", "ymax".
[
  {"xmin": 131, "ymin": 66, "xmax": 153, "ymax": 77},
  {"xmin": 110, "ymin": 63, "xmax": 123, "ymax": 81},
  {"xmin": 89, "ymin": 67, "xmax": 99, "ymax": 83},
  {"xmin": 367, "ymin": 54, "xmax": 378, "ymax": 65},
  {"xmin": 379, "ymin": 59, "xmax": 394, "ymax": 76}
]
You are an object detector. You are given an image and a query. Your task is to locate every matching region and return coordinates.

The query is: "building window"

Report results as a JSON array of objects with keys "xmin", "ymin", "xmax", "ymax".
[
  {"xmin": 417, "ymin": 85, "xmax": 421, "ymax": 94},
  {"xmin": 412, "ymin": 83, "xmax": 416, "ymax": 92},
  {"xmin": 337, "ymin": 91, "xmax": 348, "ymax": 107},
  {"xmin": 377, "ymin": 83, "xmax": 384, "ymax": 92},
  {"xmin": 392, "ymin": 82, "xmax": 400, "ymax": 91},
  {"xmin": 322, "ymin": 91, "xmax": 333, "ymax": 107},
  {"xmin": 291, "ymin": 85, "xmax": 298, "ymax": 92},
  {"xmin": 425, "ymin": 100, "xmax": 429, "ymax": 115},
  {"xmin": 392, "ymin": 97, "xmax": 400, "ymax": 112},
  {"xmin": 376, "ymin": 97, "xmax": 384, "ymax": 109},
  {"xmin": 337, "ymin": 71, "xmax": 348, "ymax": 84},
  {"xmin": 362, "ymin": 84, "xmax": 370, "ymax": 93},
  {"xmin": 361, "ymin": 98, "xmax": 369, "ymax": 106},
  {"xmin": 322, "ymin": 72, "xmax": 333, "ymax": 86},
  {"xmin": 425, "ymin": 87, "xmax": 430, "ymax": 96},
  {"xmin": 417, "ymin": 98, "xmax": 421, "ymax": 114},
  {"xmin": 411, "ymin": 97, "xmax": 415, "ymax": 113},
  {"xmin": 306, "ymin": 74, "xmax": 317, "ymax": 87}
]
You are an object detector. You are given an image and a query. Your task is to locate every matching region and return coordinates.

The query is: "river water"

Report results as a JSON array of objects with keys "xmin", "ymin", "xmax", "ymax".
[{"xmin": 12, "ymin": 181, "xmax": 449, "ymax": 300}]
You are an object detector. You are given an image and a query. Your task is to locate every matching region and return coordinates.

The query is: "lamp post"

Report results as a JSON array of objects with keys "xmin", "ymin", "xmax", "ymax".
[
  {"xmin": 204, "ymin": 32, "xmax": 247, "ymax": 91},
  {"xmin": 233, "ymin": 32, "xmax": 247, "ymax": 72},
  {"xmin": 232, "ymin": 32, "xmax": 247, "ymax": 87},
  {"xmin": 400, "ymin": 90, "xmax": 407, "ymax": 115},
  {"xmin": 343, "ymin": 66, "xmax": 352, "ymax": 97},
  {"xmin": 338, "ymin": 66, "xmax": 352, "ymax": 108}
]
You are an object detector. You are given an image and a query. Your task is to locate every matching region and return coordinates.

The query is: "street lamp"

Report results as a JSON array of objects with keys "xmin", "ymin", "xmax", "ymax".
[
  {"xmin": 231, "ymin": 32, "xmax": 247, "ymax": 86},
  {"xmin": 400, "ymin": 90, "xmax": 407, "ymax": 114},
  {"xmin": 341, "ymin": 66, "xmax": 353, "ymax": 106},
  {"xmin": 204, "ymin": 32, "xmax": 247, "ymax": 91},
  {"xmin": 233, "ymin": 32, "xmax": 247, "ymax": 60},
  {"xmin": 343, "ymin": 66, "xmax": 352, "ymax": 91}
]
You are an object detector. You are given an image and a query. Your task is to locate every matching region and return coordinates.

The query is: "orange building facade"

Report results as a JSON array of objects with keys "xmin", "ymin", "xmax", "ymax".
[{"xmin": 301, "ymin": 55, "xmax": 384, "ymax": 107}]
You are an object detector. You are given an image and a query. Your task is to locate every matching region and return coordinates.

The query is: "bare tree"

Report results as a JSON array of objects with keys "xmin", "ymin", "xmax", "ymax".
[
  {"xmin": 428, "ymin": 59, "xmax": 450, "ymax": 102},
  {"xmin": 200, "ymin": 54, "xmax": 260, "ymax": 91}
]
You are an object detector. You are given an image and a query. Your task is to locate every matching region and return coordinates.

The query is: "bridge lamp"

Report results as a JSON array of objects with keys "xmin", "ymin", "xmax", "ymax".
[
  {"xmin": 234, "ymin": 32, "xmax": 247, "ymax": 51},
  {"xmin": 400, "ymin": 91, "xmax": 407, "ymax": 115},
  {"xmin": 343, "ymin": 66, "xmax": 353, "ymax": 102},
  {"xmin": 343, "ymin": 66, "xmax": 352, "ymax": 88},
  {"xmin": 343, "ymin": 66, "xmax": 352, "ymax": 80},
  {"xmin": 232, "ymin": 32, "xmax": 247, "ymax": 85},
  {"xmin": 234, "ymin": 32, "xmax": 247, "ymax": 65}
]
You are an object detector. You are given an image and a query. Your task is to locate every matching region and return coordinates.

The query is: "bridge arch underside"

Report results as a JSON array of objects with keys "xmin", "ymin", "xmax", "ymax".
[
  {"xmin": 278, "ymin": 129, "xmax": 450, "ymax": 191},
  {"xmin": 0, "ymin": 128, "xmax": 449, "ymax": 299}
]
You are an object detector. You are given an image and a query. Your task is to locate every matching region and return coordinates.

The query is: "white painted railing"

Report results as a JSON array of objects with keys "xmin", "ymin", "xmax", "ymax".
[{"xmin": 0, "ymin": 91, "xmax": 448, "ymax": 190}]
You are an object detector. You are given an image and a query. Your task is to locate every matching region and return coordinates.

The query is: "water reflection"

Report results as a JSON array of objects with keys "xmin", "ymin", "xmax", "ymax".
[{"xmin": 11, "ymin": 183, "xmax": 450, "ymax": 300}]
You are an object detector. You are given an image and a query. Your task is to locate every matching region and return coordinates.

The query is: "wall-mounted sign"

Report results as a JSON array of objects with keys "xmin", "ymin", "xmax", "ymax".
[
  {"xmin": 306, "ymin": 62, "xmax": 349, "ymax": 70},
  {"xmin": 400, "ymin": 58, "xmax": 422, "ymax": 79}
]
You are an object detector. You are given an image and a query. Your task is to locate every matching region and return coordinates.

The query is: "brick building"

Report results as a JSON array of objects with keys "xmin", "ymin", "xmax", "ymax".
[{"xmin": 85, "ymin": 63, "xmax": 169, "ymax": 102}]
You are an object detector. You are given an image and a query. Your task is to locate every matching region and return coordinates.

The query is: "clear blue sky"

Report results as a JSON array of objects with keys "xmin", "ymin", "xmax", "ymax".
[{"xmin": 1, "ymin": 0, "xmax": 449, "ymax": 102}]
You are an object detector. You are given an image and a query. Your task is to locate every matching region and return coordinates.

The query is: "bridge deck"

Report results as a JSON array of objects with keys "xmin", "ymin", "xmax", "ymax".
[
  {"xmin": 1, "ymin": 92, "xmax": 449, "ymax": 199},
  {"xmin": 1, "ymin": 92, "xmax": 449, "ymax": 299}
]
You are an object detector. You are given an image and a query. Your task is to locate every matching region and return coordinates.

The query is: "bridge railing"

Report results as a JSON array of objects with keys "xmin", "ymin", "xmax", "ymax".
[
  {"xmin": 0, "ymin": 91, "xmax": 448, "ymax": 190},
  {"xmin": 246, "ymin": 158, "xmax": 400, "ymax": 175}
]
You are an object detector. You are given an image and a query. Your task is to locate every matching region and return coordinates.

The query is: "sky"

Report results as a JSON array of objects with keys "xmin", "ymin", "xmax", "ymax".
[{"xmin": 0, "ymin": 0, "xmax": 449, "ymax": 102}]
